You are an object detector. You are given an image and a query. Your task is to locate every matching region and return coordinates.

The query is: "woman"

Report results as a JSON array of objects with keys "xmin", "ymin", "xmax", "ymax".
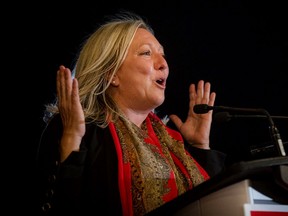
[{"xmin": 36, "ymin": 11, "xmax": 226, "ymax": 216}]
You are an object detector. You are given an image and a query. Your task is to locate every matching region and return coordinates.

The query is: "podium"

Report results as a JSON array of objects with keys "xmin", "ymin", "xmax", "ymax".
[{"xmin": 147, "ymin": 156, "xmax": 288, "ymax": 216}]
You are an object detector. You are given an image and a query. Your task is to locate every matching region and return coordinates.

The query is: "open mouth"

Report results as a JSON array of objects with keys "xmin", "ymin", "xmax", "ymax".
[{"xmin": 156, "ymin": 78, "xmax": 166, "ymax": 87}]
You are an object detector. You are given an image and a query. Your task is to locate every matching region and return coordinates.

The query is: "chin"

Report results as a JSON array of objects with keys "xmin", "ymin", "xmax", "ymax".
[{"xmin": 155, "ymin": 97, "xmax": 165, "ymax": 106}]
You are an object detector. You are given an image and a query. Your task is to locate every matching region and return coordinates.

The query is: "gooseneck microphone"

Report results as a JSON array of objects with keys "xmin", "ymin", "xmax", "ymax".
[
  {"xmin": 193, "ymin": 104, "xmax": 268, "ymax": 114},
  {"xmin": 193, "ymin": 104, "xmax": 286, "ymax": 157},
  {"xmin": 213, "ymin": 112, "xmax": 288, "ymax": 123}
]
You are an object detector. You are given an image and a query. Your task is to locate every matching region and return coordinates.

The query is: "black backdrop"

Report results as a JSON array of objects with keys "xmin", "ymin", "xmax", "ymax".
[{"xmin": 13, "ymin": 1, "xmax": 288, "ymax": 214}]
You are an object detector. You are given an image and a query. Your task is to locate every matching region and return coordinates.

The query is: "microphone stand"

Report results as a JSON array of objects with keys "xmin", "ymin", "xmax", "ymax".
[
  {"xmin": 223, "ymin": 107, "xmax": 286, "ymax": 157},
  {"xmin": 263, "ymin": 109, "xmax": 287, "ymax": 157},
  {"xmin": 194, "ymin": 104, "xmax": 287, "ymax": 156},
  {"xmin": 220, "ymin": 107, "xmax": 286, "ymax": 157}
]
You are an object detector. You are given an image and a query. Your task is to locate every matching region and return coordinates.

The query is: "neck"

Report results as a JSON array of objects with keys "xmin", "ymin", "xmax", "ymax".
[{"xmin": 119, "ymin": 108, "xmax": 151, "ymax": 128}]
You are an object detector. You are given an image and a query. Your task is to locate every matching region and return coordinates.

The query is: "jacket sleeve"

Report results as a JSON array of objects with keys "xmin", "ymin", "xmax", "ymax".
[
  {"xmin": 36, "ymin": 114, "xmax": 123, "ymax": 216},
  {"xmin": 185, "ymin": 144, "xmax": 226, "ymax": 177},
  {"xmin": 36, "ymin": 114, "xmax": 88, "ymax": 215}
]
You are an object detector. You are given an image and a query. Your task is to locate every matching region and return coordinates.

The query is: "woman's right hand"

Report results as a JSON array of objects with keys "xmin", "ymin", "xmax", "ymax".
[{"xmin": 57, "ymin": 65, "xmax": 85, "ymax": 162}]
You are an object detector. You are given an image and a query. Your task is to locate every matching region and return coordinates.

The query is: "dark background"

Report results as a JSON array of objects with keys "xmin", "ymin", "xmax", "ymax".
[{"xmin": 11, "ymin": 1, "xmax": 288, "ymax": 214}]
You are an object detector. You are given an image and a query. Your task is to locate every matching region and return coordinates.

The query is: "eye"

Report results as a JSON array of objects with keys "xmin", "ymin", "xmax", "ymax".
[{"xmin": 141, "ymin": 51, "xmax": 151, "ymax": 56}]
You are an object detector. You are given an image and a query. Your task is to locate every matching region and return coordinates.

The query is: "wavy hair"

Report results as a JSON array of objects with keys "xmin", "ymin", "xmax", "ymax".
[{"xmin": 44, "ymin": 12, "xmax": 154, "ymax": 128}]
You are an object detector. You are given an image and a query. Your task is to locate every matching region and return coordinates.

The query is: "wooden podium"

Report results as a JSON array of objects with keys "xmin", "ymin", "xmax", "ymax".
[{"xmin": 147, "ymin": 157, "xmax": 288, "ymax": 216}]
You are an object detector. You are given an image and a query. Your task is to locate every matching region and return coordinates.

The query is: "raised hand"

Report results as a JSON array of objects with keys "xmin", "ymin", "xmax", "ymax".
[
  {"xmin": 169, "ymin": 80, "xmax": 216, "ymax": 149},
  {"xmin": 57, "ymin": 65, "xmax": 85, "ymax": 161}
]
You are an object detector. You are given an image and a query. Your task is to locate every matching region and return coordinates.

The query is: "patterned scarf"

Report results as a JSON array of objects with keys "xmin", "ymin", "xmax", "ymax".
[{"xmin": 109, "ymin": 112, "xmax": 209, "ymax": 216}]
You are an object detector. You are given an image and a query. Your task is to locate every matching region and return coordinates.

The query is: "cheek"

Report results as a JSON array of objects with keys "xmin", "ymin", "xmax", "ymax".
[
  {"xmin": 143, "ymin": 65, "xmax": 154, "ymax": 75},
  {"xmin": 131, "ymin": 60, "xmax": 154, "ymax": 75},
  {"xmin": 119, "ymin": 62, "xmax": 154, "ymax": 87}
]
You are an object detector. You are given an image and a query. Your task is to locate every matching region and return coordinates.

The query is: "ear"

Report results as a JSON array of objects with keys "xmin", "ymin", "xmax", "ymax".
[{"xmin": 110, "ymin": 75, "xmax": 119, "ymax": 87}]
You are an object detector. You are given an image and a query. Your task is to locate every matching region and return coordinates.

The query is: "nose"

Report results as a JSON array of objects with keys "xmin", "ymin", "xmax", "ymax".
[{"xmin": 155, "ymin": 54, "xmax": 168, "ymax": 72}]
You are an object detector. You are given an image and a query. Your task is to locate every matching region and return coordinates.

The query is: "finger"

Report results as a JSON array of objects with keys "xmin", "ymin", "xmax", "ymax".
[
  {"xmin": 64, "ymin": 67, "xmax": 73, "ymax": 97},
  {"xmin": 188, "ymin": 84, "xmax": 197, "ymax": 116},
  {"xmin": 169, "ymin": 114, "xmax": 183, "ymax": 131},
  {"xmin": 202, "ymin": 81, "xmax": 211, "ymax": 104},
  {"xmin": 56, "ymin": 66, "xmax": 66, "ymax": 101},
  {"xmin": 189, "ymin": 83, "xmax": 196, "ymax": 102},
  {"xmin": 57, "ymin": 66, "xmax": 73, "ymax": 107},
  {"xmin": 208, "ymin": 91, "xmax": 216, "ymax": 107},
  {"xmin": 71, "ymin": 78, "xmax": 80, "ymax": 105},
  {"xmin": 196, "ymin": 80, "xmax": 204, "ymax": 104}
]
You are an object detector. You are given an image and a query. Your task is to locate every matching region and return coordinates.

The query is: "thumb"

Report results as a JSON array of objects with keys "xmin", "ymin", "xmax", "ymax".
[{"xmin": 169, "ymin": 114, "xmax": 183, "ymax": 131}]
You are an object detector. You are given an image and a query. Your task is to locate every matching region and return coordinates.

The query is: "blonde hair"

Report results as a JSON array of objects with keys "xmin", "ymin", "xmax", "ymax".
[{"xmin": 44, "ymin": 12, "xmax": 154, "ymax": 128}]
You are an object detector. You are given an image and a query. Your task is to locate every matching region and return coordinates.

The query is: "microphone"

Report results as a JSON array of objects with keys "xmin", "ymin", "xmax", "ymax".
[
  {"xmin": 193, "ymin": 104, "xmax": 286, "ymax": 157},
  {"xmin": 193, "ymin": 104, "xmax": 268, "ymax": 114},
  {"xmin": 213, "ymin": 111, "xmax": 288, "ymax": 123}
]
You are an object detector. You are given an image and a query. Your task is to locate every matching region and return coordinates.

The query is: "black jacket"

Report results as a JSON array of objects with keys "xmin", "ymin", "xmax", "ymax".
[{"xmin": 36, "ymin": 114, "xmax": 226, "ymax": 216}]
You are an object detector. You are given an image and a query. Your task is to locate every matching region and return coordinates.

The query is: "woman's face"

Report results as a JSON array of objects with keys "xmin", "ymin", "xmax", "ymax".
[{"xmin": 114, "ymin": 28, "xmax": 169, "ymax": 113}]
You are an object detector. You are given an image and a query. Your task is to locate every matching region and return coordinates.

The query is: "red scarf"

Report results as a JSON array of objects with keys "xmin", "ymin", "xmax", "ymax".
[{"xmin": 109, "ymin": 112, "xmax": 209, "ymax": 216}]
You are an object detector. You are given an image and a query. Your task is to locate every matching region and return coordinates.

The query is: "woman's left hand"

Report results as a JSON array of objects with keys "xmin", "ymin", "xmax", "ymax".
[{"xmin": 169, "ymin": 80, "xmax": 216, "ymax": 149}]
